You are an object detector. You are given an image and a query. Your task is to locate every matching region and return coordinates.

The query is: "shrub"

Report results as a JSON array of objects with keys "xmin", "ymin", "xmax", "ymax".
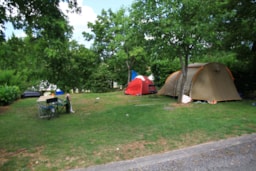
[
  {"xmin": 0, "ymin": 70, "xmax": 28, "ymax": 91},
  {"xmin": 0, "ymin": 85, "xmax": 20, "ymax": 106}
]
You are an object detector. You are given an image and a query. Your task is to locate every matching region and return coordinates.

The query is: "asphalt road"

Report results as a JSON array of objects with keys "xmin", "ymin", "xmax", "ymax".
[{"xmin": 69, "ymin": 133, "xmax": 256, "ymax": 171}]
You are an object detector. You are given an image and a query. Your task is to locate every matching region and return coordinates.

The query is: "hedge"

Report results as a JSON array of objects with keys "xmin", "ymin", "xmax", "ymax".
[{"xmin": 0, "ymin": 85, "xmax": 20, "ymax": 106}]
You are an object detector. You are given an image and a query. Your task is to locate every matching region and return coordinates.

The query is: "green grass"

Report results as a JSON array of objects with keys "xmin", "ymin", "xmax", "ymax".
[{"xmin": 0, "ymin": 91, "xmax": 256, "ymax": 170}]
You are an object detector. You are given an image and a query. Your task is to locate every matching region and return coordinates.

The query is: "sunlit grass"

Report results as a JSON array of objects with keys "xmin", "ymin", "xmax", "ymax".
[{"xmin": 0, "ymin": 91, "xmax": 255, "ymax": 170}]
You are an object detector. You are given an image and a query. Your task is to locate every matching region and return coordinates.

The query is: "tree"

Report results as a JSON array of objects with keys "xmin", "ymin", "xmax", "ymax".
[
  {"xmin": 218, "ymin": 0, "xmax": 256, "ymax": 55},
  {"xmin": 63, "ymin": 41, "xmax": 99, "ymax": 91},
  {"xmin": 85, "ymin": 8, "xmax": 149, "ymax": 86},
  {"xmin": 0, "ymin": 36, "xmax": 41, "ymax": 89},
  {"xmin": 0, "ymin": 0, "xmax": 80, "ymax": 40},
  {"xmin": 214, "ymin": 0, "xmax": 256, "ymax": 94},
  {"xmin": 0, "ymin": 0, "xmax": 84, "ymax": 92},
  {"xmin": 131, "ymin": 0, "xmax": 218, "ymax": 103},
  {"xmin": 86, "ymin": 63, "xmax": 113, "ymax": 93}
]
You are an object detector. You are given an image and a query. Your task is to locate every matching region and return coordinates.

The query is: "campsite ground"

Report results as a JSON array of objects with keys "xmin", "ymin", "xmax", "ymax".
[{"xmin": 0, "ymin": 91, "xmax": 256, "ymax": 170}]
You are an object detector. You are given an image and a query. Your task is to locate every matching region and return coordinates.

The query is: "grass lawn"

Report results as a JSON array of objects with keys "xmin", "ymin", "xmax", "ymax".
[{"xmin": 0, "ymin": 91, "xmax": 256, "ymax": 170}]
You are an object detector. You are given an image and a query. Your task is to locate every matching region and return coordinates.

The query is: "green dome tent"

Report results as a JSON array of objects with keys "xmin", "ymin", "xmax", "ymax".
[{"xmin": 158, "ymin": 62, "xmax": 241, "ymax": 102}]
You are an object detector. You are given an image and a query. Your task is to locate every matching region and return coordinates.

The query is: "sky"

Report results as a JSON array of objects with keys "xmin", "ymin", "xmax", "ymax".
[{"xmin": 5, "ymin": 0, "xmax": 134, "ymax": 48}]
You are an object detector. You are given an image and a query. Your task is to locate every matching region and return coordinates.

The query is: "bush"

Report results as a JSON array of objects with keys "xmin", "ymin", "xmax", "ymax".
[
  {"xmin": 0, "ymin": 85, "xmax": 20, "ymax": 106},
  {"xmin": 0, "ymin": 70, "xmax": 28, "ymax": 91}
]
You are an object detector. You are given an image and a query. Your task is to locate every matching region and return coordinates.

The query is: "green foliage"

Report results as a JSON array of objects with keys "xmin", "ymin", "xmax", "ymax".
[
  {"xmin": 0, "ymin": 70, "xmax": 27, "ymax": 91},
  {"xmin": 193, "ymin": 51, "xmax": 239, "ymax": 69},
  {"xmin": 1, "ymin": 0, "xmax": 79, "ymax": 40},
  {"xmin": 0, "ymin": 85, "xmax": 20, "ymax": 105},
  {"xmin": 151, "ymin": 58, "xmax": 180, "ymax": 87},
  {"xmin": 85, "ymin": 63, "xmax": 113, "ymax": 93},
  {"xmin": 85, "ymin": 8, "xmax": 149, "ymax": 85},
  {"xmin": 0, "ymin": 70, "xmax": 22, "ymax": 107},
  {"xmin": 130, "ymin": 0, "xmax": 221, "ymax": 102},
  {"xmin": 0, "ymin": 0, "xmax": 255, "ymax": 99},
  {"xmin": 129, "ymin": 0, "xmax": 256, "ymax": 97},
  {"xmin": 0, "ymin": 36, "xmax": 46, "ymax": 90}
]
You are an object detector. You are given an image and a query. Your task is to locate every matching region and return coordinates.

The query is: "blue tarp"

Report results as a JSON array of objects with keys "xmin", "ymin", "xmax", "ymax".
[{"xmin": 131, "ymin": 70, "xmax": 138, "ymax": 81}]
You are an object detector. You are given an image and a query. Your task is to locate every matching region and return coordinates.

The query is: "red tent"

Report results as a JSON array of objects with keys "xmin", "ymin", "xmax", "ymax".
[{"xmin": 125, "ymin": 75, "xmax": 157, "ymax": 95}]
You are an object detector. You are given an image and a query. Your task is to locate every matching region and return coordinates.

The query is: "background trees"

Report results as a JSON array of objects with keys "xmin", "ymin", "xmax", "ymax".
[
  {"xmin": 216, "ymin": 0, "xmax": 256, "ymax": 94},
  {"xmin": 130, "ymin": 0, "xmax": 255, "ymax": 100},
  {"xmin": 130, "ymin": 0, "xmax": 221, "ymax": 102},
  {"xmin": 0, "ymin": 0, "xmax": 80, "ymax": 40},
  {"xmin": 0, "ymin": 0, "xmax": 255, "ymax": 104},
  {"xmin": 85, "ymin": 8, "xmax": 149, "ymax": 86},
  {"xmin": 0, "ymin": 0, "xmax": 83, "ymax": 91}
]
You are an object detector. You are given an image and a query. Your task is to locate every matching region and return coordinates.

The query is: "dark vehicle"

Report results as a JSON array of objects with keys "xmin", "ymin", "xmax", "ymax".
[{"xmin": 21, "ymin": 91, "xmax": 41, "ymax": 98}]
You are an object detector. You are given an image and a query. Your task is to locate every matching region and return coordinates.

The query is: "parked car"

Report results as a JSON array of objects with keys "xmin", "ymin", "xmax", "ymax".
[{"xmin": 21, "ymin": 91, "xmax": 41, "ymax": 98}]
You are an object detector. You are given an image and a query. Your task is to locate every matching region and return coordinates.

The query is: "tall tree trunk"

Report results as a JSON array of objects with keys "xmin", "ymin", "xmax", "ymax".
[
  {"xmin": 252, "ymin": 41, "xmax": 256, "ymax": 53},
  {"xmin": 177, "ymin": 54, "xmax": 189, "ymax": 103},
  {"xmin": 126, "ymin": 60, "xmax": 131, "ymax": 85}
]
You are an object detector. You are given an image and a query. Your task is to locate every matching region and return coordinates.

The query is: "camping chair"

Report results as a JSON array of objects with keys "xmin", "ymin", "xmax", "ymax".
[
  {"xmin": 56, "ymin": 98, "xmax": 68, "ymax": 114},
  {"xmin": 37, "ymin": 101, "xmax": 56, "ymax": 119},
  {"xmin": 37, "ymin": 97, "xmax": 59, "ymax": 119},
  {"xmin": 46, "ymin": 97, "xmax": 59, "ymax": 117}
]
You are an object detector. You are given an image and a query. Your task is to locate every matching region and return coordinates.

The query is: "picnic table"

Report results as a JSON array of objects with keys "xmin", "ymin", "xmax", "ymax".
[{"xmin": 37, "ymin": 95, "xmax": 54, "ymax": 102}]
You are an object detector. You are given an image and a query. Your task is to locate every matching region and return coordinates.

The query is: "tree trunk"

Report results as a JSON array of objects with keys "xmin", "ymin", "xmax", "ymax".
[
  {"xmin": 252, "ymin": 41, "xmax": 256, "ymax": 52},
  {"xmin": 126, "ymin": 60, "xmax": 131, "ymax": 85},
  {"xmin": 177, "ymin": 54, "xmax": 189, "ymax": 103}
]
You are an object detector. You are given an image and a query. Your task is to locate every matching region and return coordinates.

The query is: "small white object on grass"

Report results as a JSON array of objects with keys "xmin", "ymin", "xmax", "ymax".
[{"xmin": 95, "ymin": 97, "xmax": 100, "ymax": 103}]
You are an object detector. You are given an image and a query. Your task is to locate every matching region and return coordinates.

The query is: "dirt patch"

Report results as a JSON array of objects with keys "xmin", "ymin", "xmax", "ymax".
[
  {"xmin": 171, "ymin": 103, "xmax": 192, "ymax": 108},
  {"xmin": 119, "ymin": 141, "xmax": 147, "ymax": 152},
  {"xmin": 0, "ymin": 146, "xmax": 49, "ymax": 170},
  {"xmin": 111, "ymin": 138, "xmax": 170, "ymax": 160},
  {"xmin": 0, "ymin": 106, "xmax": 9, "ymax": 114},
  {"xmin": 172, "ymin": 131, "xmax": 211, "ymax": 149},
  {"xmin": 164, "ymin": 106, "xmax": 174, "ymax": 110}
]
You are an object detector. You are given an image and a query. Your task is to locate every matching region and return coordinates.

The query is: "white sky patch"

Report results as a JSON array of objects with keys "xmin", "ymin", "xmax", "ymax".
[
  {"xmin": 59, "ymin": 0, "xmax": 97, "ymax": 47},
  {"xmin": 144, "ymin": 34, "xmax": 155, "ymax": 40},
  {"xmin": 4, "ymin": 0, "xmax": 97, "ymax": 48},
  {"xmin": 1, "ymin": 0, "xmax": 25, "ymax": 39},
  {"xmin": 5, "ymin": 22, "xmax": 26, "ymax": 39},
  {"xmin": 3, "ymin": 0, "xmax": 133, "ymax": 47}
]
